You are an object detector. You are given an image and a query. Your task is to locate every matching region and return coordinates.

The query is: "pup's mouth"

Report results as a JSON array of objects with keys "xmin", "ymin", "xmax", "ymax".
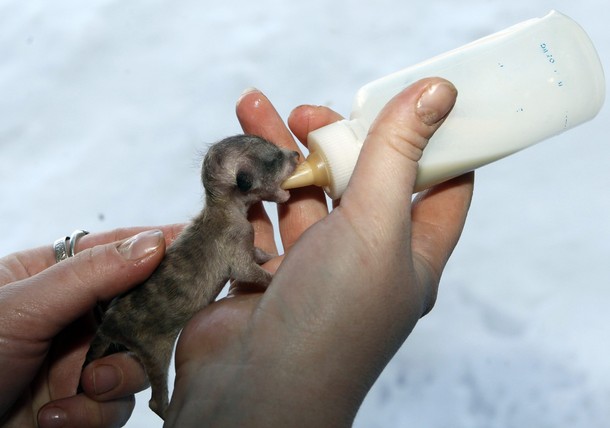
[
  {"xmin": 270, "ymin": 155, "xmax": 299, "ymax": 203},
  {"xmin": 272, "ymin": 188, "xmax": 292, "ymax": 204}
]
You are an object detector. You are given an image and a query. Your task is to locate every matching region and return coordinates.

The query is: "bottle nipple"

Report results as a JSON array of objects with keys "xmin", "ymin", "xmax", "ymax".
[{"xmin": 281, "ymin": 151, "xmax": 330, "ymax": 190}]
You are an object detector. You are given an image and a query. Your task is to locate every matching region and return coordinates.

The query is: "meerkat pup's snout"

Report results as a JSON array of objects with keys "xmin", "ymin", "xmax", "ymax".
[{"xmin": 203, "ymin": 134, "xmax": 299, "ymax": 205}]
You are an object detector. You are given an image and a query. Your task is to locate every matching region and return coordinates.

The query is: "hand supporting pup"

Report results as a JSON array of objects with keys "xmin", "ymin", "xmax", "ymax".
[
  {"xmin": 165, "ymin": 78, "xmax": 474, "ymax": 427},
  {"xmin": 0, "ymin": 226, "xmax": 183, "ymax": 427}
]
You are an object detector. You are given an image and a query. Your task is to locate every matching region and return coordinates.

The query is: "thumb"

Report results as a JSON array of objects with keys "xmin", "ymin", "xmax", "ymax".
[
  {"xmin": 3, "ymin": 229, "xmax": 166, "ymax": 339},
  {"xmin": 340, "ymin": 77, "xmax": 457, "ymax": 216}
]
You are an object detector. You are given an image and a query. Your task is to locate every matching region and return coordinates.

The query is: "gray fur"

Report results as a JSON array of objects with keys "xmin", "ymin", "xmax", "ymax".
[{"xmin": 84, "ymin": 135, "xmax": 298, "ymax": 419}]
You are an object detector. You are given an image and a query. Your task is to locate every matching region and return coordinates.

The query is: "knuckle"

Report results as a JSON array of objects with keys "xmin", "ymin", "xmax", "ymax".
[
  {"xmin": 368, "ymin": 124, "xmax": 428, "ymax": 164},
  {"xmin": 413, "ymin": 254, "xmax": 441, "ymax": 317},
  {"xmin": 62, "ymin": 244, "xmax": 124, "ymax": 301},
  {"xmin": 67, "ymin": 247, "xmax": 101, "ymax": 289}
]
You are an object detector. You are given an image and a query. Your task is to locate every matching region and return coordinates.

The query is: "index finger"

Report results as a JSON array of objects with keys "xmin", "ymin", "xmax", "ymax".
[{"xmin": 236, "ymin": 89, "xmax": 328, "ymax": 252}]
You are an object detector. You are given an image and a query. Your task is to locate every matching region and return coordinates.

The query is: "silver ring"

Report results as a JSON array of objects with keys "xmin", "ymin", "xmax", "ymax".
[
  {"xmin": 53, "ymin": 236, "xmax": 70, "ymax": 263},
  {"xmin": 54, "ymin": 229, "xmax": 89, "ymax": 263}
]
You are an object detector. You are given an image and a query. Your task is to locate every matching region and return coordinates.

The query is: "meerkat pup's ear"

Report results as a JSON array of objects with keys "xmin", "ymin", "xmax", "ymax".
[{"xmin": 236, "ymin": 169, "xmax": 254, "ymax": 192}]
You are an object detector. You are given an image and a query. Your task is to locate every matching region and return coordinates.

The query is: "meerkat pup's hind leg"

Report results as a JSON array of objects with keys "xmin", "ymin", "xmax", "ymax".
[{"xmin": 133, "ymin": 336, "xmax": 176, "ymax": 420}]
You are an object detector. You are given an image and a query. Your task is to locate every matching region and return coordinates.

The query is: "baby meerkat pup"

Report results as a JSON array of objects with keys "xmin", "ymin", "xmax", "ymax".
[{"xmin": 84, "ymin": 134, "xmax": 299, "ymax": 419}]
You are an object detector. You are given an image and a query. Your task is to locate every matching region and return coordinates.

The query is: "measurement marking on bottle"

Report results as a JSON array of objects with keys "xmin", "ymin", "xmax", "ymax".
[
  {"xmin": 541, "ymin": 43, "xmax": 565, "ymax": 87},
  {"xmin": 540, "ymin": 43, "xmax": 556, "ymax": 63}
]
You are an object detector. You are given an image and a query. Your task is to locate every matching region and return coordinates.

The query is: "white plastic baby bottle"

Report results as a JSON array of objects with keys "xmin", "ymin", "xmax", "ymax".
[{"xmin": 282, "ymin": 10, "xmax": 605, "ymax": 199}]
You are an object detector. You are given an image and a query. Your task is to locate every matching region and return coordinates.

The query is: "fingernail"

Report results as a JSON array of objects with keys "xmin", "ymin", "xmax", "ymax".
[
  {"xmin": 117, "ymin": 230, "xmax": 163, "ymax": 261},
  {"xmin": 240, "ymin": 86, "xmax": 259, "ymax": 97},
  {"xmin": 237, "ymin": 87, "xmax": 262, "ymax": 108},
  {"xmin": 416, "ymin": 81, "xmax": 457, "ymax": 125},
  {"xmin": 93, "ymin": 364, "xmax": 121, "ymax": 395},
  {"xmin": 38, "ymin": 407, "xmax": 67, "ymax": 428}
]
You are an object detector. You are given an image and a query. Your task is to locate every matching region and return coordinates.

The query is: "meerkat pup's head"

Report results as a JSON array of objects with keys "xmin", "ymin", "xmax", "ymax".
[{"xmin": 202, "ymin": 135, "xmax": 299, "ymax": 206}]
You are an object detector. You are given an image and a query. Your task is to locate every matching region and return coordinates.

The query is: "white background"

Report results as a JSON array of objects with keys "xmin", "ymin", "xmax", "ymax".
[{"xmin": 1, "ymin": 1, "xmax": 608, "ymax": 426}]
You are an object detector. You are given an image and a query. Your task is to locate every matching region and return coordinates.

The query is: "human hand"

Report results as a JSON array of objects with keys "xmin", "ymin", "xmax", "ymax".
[
  {"xmin": 165, "ymin": 78, "xmax": 474, "ymax": 427},
  {"xmin": 0, "ymin": 225, "xmax": 183, "ymax": 428}
]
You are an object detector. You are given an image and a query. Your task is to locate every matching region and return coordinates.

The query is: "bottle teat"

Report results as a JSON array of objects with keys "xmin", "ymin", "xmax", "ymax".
[{"xmin": 281, "ymin": 151, "xmax": 330, "ymax": 190}]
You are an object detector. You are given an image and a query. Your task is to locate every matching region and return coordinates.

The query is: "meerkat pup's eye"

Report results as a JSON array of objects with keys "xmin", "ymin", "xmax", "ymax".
[{"xmin": 236, "ymin": 170, "xmax": 254, "ymax": 192}]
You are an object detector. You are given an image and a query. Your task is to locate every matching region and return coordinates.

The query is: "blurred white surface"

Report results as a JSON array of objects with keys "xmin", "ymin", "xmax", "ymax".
[{"xmin": 1, "ymin": 1, "xmax": 608, "ymax": 426}]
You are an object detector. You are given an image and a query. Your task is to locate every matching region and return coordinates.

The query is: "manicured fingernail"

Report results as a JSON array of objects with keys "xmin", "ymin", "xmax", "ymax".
[
  {"xmin": 237, "ymin": 87, "xmax": 260, "ymax": 105},
  {"xmin": 117, "ymin": 230, "xmax": 163, "ymax": 261},
  {"xmin": 416, "ymin": 81, "xmax": 457, "ymax": 125},
  {"xmin": 93, "ymin": 364, "xmax": 121, "ymax": 395},
  {"xmin": 240, "ymin": 86, "xmax": 259, "ymax": 96},
  {"xmin": 38, "ymin": 407, "xmax": 67, "ymax": 428}
]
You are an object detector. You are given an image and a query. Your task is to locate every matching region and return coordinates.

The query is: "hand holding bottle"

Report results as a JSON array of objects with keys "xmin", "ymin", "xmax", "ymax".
[
  {"xmin": 164, "ymin": 79, "xmax": 474, "ymax": 427},
  {"xmin": 283, "ymin": 11, "xmax": 604, "ymax": 199}
]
